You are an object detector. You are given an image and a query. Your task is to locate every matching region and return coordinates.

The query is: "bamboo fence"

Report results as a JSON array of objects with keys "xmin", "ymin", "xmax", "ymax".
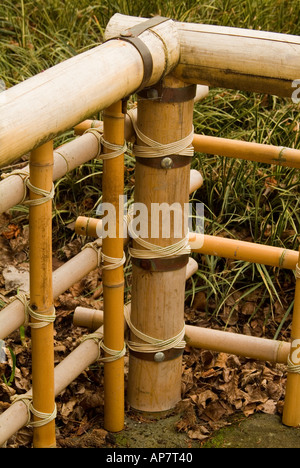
[{"xmin": 0, "ymin": 13, "xmax": 300, "ymax": 447}]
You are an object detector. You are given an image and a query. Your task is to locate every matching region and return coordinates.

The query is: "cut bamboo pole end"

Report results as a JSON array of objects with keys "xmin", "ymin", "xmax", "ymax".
[{"xmin": 29, "ymin": 141, "xmax": 56, "ymax": 448}]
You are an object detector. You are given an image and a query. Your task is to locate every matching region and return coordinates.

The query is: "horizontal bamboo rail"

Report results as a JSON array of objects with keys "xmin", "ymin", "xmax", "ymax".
[
  {"xmin": 73, "ymin": 216, "xmax": 298, "ymax": 271},
  {"xmin": 106, "ymin": 14, "xmax": 300, "ymax": 98},
  {"xmin": 0, "ymin": 19, "xmax": 180, "ymax": 167},
  {"xmin": 190, "ymin": 233, "xmax": 299, "ymax": 270},
  {"xmin": 0, "ymin": 240, "xmax": 102, "ymax": 340},
  {"xmin": 73, "ymin": 306, "xmax": 290, "ymax": 365},
  {"xmin": 193, "ymin": 135, "xmax": 300, "ymax": 169},
  {"xmin": 0, "ymin": 132, "xmax": 100, "ymax": 214}
]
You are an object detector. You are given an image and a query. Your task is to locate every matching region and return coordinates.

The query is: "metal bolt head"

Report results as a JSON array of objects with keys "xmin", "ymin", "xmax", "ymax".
[
  {"xmin": 161, "ymin": 157, "xmax": 173, "ymax": 169},
  {"xmin": 120, "ymin": 30, "xmax": 133, "ymax": 37},
  {"xmin": 154, "ymin": 352, "xmax": 165, "ymax": 362}
]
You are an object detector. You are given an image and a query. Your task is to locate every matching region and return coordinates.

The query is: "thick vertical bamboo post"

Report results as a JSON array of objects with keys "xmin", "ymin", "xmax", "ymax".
[
  {"xmin": 127, "ymin": 76, "xmax": 195, "ymax": 412},
  {"xmin": 29, "ymin": 141, "xmax": 56, "ymax": 448},
  {"xmin": 102, "ymin": 101, "xmax": 125, "ymax": 432},
  {"xmin": 282, "ymin": 250, "xmax": 300, "ymax": 427}
]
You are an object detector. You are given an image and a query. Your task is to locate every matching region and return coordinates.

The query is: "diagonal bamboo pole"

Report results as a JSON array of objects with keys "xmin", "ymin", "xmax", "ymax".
[
  {"xmin": 282, "ymin": 249, "xmax": 300, "ymax": 427},
  {"xmin": 28, "ymin": 142, "xmax": 56, "ymax": 448},
  {"xmin": 102, "ymin": 101, "xmax": 125, "ymax": 432}
]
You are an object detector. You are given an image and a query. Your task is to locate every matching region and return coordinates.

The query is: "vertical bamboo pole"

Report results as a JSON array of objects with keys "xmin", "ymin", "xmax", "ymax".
[
  {"xmin": 29, "ymin": 141, "xmax": 56, "ymax": 448},
  {"xmin": 127, "ymin": 77, "xmax": 195, "ymax": 412},
  {"xmin": 282, "ymin": 250, "xmax": 300, "ymax": 427},
  {"xmin": 102, "ymin": 101, "xmax": 125, "ymax": 432}
]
